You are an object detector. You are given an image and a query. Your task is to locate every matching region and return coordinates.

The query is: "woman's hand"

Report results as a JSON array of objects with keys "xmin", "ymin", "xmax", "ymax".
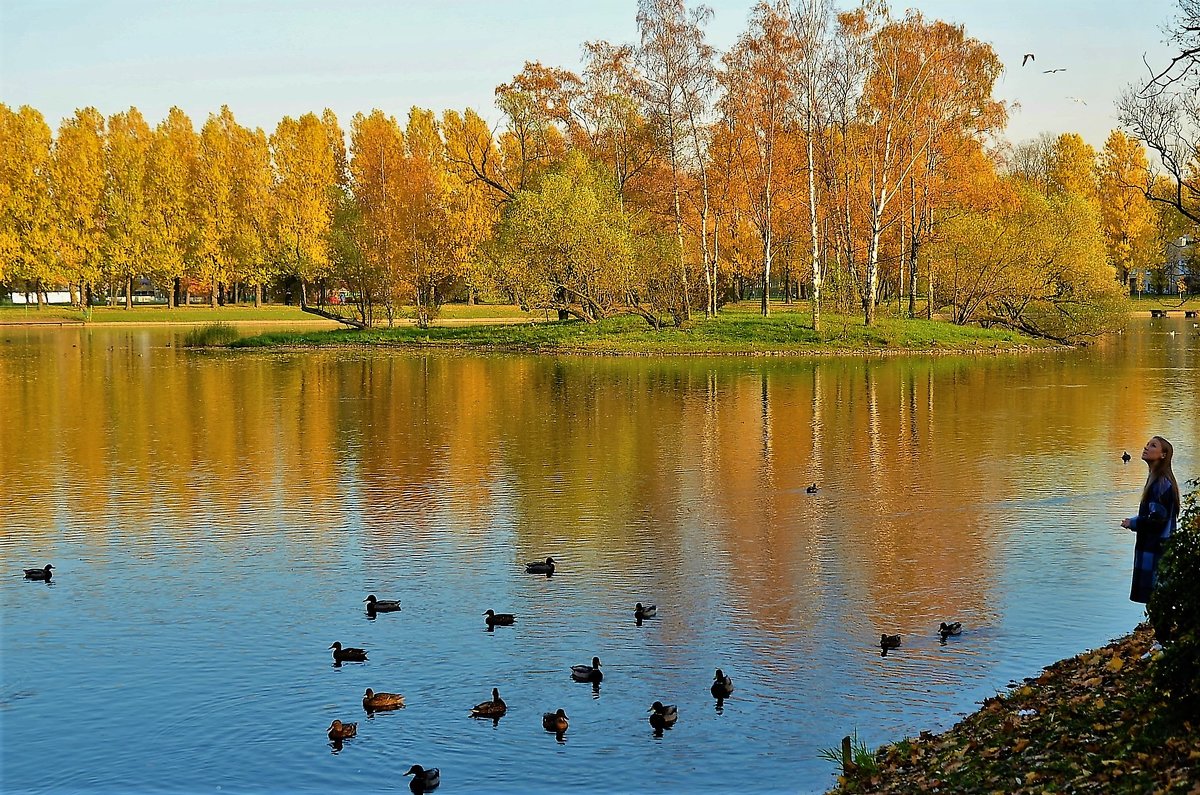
[{"xmin": 1121, "ymin": 518, "xmax": 1132, "ymax": 529}]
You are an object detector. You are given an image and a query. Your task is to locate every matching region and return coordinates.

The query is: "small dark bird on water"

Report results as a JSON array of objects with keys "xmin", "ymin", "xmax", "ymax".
[
  {"xmin": 543, "ymin": 708, "xmax": 569, "ymax": 733},
  {"xmin": 484, "ymin": 609, "xmax": 516, "ymax": 627},
  {"xmin": 635, "ymin": 602, "xmax": 657, "ymax": 621},
  {"xmin": 470, "ymin": 688, "xmax": 507, "ymax": 719},
  {"xmin": 329, "ymin": 642, "xmax": 368, "ymax": 662},
  {"xmin": 711, "ymin": 668, "xmax": 734, "ymax": 699},
  {"xmin": 880, "ymin": 634, "xmax": 902, "ymax": 655},
  {"xmin": 525, "ymin": 557, "xmax": 555, "ymax": 575},
  {"xmin": 364, "ymin": 594, "xmax": 401, "ymax": 612},
  {"xmin": 571, "ymin": 657, "xmax": 603, "ymax": 683},
  {"xmin": 327, "ymin": 720, "xmax": 357, "ymax": 740},
  {"xmin": 649, "ymin": 701, "xmax": 679, "ymax": 730},
  {"xmin": 363, "ymin": 688, "xmax": 404, "ymax": 710},
  {"xmin": 939, "ymin": 621, "xmax": 962, "ymax": 639},
  {"xmin": 404, "ymin": 764, "xmax": 440, "ymax": 792},
  {"xmin": 806, "ymin": 483, "xmax": 819, "ymax": 494},
  {"xmin": 23, "ymin": 564, "xmax": 53, "ymax": 581},
  {"xmin": 1122, "ymin": 450, "xmax": 1132, "ymax": 463}
]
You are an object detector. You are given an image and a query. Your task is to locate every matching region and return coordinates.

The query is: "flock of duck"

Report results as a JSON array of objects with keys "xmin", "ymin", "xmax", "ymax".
[{"xmin": 20, "ymin": 554, "xmax": 959, "ymax": 792}]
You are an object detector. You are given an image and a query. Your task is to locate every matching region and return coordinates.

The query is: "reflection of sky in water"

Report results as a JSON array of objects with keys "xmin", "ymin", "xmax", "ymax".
[{"xmin": 0, "ymin": 318, "xmax": 1195, "ymax": 793}]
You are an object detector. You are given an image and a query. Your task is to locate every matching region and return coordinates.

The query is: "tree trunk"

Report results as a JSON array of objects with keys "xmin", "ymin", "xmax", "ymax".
[
  {"xmin": 300, "ymin": 279, "xmax": 308, "ymax": 308},
  {"xmin": 125, "ymin": 277, "xmax": 133, "ymax": 310},
  {"xmin": 210, "ymin": 275, "xmax": 218, "ymax": 308},
  {"xmin": 69, "ymin": 282, "xmax": 79, "ymax": 308},
  {"xmin": 808, "ymin": 131, "xmax": 822, "ymax": 334},
  {"xmin": 35, "ymin": 281, "xmax": 44, "ymax": 309},
  {"xmin": 254, "ymin": 283, "xmax": 262, "ymax": 307}
]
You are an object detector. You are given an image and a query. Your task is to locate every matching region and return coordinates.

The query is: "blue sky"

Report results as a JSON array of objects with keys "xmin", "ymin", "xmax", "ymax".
[{"xmin": 0, "ymin": 0, "xmax": 1180, "ymax": 149}]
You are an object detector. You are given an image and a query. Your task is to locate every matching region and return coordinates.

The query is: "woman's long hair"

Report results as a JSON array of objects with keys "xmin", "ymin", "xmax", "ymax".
[{"xmin": 1142, "ymin": 435, "xmax": 1182, "ymax": 515}]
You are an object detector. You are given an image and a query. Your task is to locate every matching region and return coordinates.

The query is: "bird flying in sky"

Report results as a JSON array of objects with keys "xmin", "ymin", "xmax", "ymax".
[
  {"xmin": 1022, "ymin": 53, "xmax": 1035, "ymax": 66},
  {"xmin": 1043, "ymin": 68, "xmax": 1066, "ymax": 74}
]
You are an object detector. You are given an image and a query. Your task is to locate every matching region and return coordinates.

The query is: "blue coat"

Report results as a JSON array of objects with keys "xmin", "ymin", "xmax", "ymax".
[{"xmin": 1127, "ymin": 475, "xmax": 1179, "ymax": 604}]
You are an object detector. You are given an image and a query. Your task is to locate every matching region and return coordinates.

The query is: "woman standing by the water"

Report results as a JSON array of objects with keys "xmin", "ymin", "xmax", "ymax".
[{"xmin": 1121, "ymin": 436, "xmax": 1182, "ymax": 604}]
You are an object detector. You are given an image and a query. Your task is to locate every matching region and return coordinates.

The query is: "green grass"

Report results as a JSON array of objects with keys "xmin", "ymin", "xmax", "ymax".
[
  {"xmin": 183, "ymin": 322, "xmax": 242, "ymax": 347},
  {"xmin": 0, "ymin": 304, "xmax": 318, "ymax": 323},
  {"xmin": 1127, "ymin": 295, "xmax": 1200, "ymax": 310},
  {"xmin": 232, "ymin": 309, "xmax": 1047, "ymax": 355}
]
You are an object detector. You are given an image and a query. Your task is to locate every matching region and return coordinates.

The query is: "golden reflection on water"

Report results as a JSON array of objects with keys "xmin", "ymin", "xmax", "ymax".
[{"xmin": 3, "ymin": 324, "xmax": 1196, "ymax": 639}]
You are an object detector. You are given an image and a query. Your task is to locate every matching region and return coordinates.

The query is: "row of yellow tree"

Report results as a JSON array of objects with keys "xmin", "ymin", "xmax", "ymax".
[{"xmin": 2, "ymin": 0, "xmax": 1193, "ymax": 337}]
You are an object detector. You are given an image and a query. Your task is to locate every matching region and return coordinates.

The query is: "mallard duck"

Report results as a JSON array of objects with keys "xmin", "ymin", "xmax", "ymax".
[
  {"xmin": 880, "ymin": 634, "xmax": 901, "ymax": 651},
  {"xmin": 362, "ymin": 688, "xmax": 404, "ymax": 710},
  {"xmin": 939, "ymin": 621, "xmax": 962, "ymax": 638},
  {"xmin": 1121, "ymin": 450, "xmax": 1132, "ymax": 463},
  {"xmin": 648, "ymin": 701, "xmax": 678, "ymax": 729},
  {"xmin": 327, "ymin": 720, "xmax": 357, "ymax": 740},
  {"xmin": 571, "ymin": 657, "xmax": 603, "ymax": 683},
  {"xmin": 542, "ymin": 708, "xmax": 569, "ymax": 733},
  {"xmin": 711, "ymin": 668, "xmax": 734, "ymax": 699},
  {"xmin": 471, "ymin": 688, "xmax": 507, "ymax": 718},
  {"xmin": 806, "ymin": 483, "xmax": 819, "ymax": 494},
  {"xmin": 23, "ymin": 564, "xmax": 53, "ymax": 581},
  {"xmin": 404, "ymin": 764, "xmax": 440, "ymax": 792},
  {"xmin": 330, "ymin": 642, "xmax": 367, "ymax": 662},
  {"xmin": 364, "ymin": 595, "xmax": 401, "ymax": 612},
  {"xmin": 634, "ymin": 603, "xmax": 657, "ymax": 620},
  {"xmin": 483, "ymin": 609, "xmax": 515, "ymax": 627},
  {"xmin": 525, "ymin": 556, "xmax": 555, "ymax": 575}
]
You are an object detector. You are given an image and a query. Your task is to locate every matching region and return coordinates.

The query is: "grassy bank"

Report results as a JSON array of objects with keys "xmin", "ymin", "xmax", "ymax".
[
  {"xmin": 229, "ymin": 309, "xmax": 1047, "ymax": 355},
  {"xmin": 0, "ymin": 302, "xmax": 537, "ymax": 325},
  {"xmin": 1128, "ymin": 295, "xmax": 1200, "ymax": 311},
  {"xmin": 828, "ymin": 624, "xmax": 1199, "ymax": 794}
]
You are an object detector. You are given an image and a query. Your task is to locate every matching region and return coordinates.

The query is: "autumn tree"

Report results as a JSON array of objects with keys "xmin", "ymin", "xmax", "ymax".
[
  {"xmin": 1097, "ymin": 130, "xmax": 1160, "ymax": 287},
  {"xmin": 102, "ymin": 107, "xmax": 153, "ymax": 308},
  {"xmin": 0, "ymin": 105, "xmax": 57, "ymax": 304},
  {"xmin": 636, "ymin": 0, "xmax": 716, "ymax": 321},
  {"xmin": 270, "ymin": 112, "xmax": 337, "ymax": 305},
  {"xmin": 50, "ymin": 108, "xmax": 106, "ymax": 306},
  {"xmin": 144, "ymin": 107, "xmax": 198, "ymax": 307},
  {"xmin": 930, "ymin": 181, "xmax": 1123, "ymax": 342},
  {"xmin": 492, "ymin": 151, "xmax": 667, "ymax": 325},
  {"xmin": 193, "ymin": 108, "xmax": 236, "ymax": 307},
  {"xmin": 1049, "ymin": 133, "xmax": 1098, "ymax": 201}
]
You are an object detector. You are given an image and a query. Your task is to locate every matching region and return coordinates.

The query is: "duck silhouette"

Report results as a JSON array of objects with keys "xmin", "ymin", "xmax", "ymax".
[
  {"xmin": 364, "ymin": 595, "xmax": 401, "ymax": 613},
  {"xmin": 23, "ymin": 564, "xmax": 53, "ymax": 581},
  {"xmin": 571, "ymin": 657, "xmax": 603, "ymax": 683},
  {"xmin": 404, "ymin": 764, "xmax": 440, "ymax": 793},
  {"xmin": 880, "ymin": 634, "xmax": 901, "ymax": 656},
  {"xmin": 483, "ymin": 609, "xmax": 515, "ymax": 627},
  {"xmin": 470, "ymin": 688, "xmax": 507, "ymax": 719},
  {"xmin": 711, "ymin": 668, "xmax": 734, "ymax": 699},
  {"xmin": 1122, "ymin": 451, "xmax": 1132, "ymax": 463},
  {"xmin": 329, "ymin": 642, "xmax": 367, "ymax": 663},
  {"xmin": 806, "ymin": 483, "xmax": 819, "ymax": 494},
  {"xmin": 327, "ymin": 720, "xmax": 357, "ymax": 741},
  {"xmin": 362, "ymin": 688, "xmax": 404, "ymax": 711},
  {"xmin": 525, "ymin": 557, "xmax": 555, "ymax": 575},
  {"xmin": 938, "ymin": 621, "xmax": 962, "ymax": 639}
]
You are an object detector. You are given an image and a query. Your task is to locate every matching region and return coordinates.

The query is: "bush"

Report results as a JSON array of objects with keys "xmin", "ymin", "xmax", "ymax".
[
  {"xmin": 1148, "ymin": 478, "xmax": 1200, "ymax": 713},
  {"xmin": 183, "ymin": 322, "xmax": 240, "ymax": 348}
]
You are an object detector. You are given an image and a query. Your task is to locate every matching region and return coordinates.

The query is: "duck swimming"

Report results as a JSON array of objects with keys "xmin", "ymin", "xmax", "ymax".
[
  {"xmin": 362, "ymin": 688, "xmax": 404, "ymax": 710},
  {"xmin": 711, "ymin": 668, "xmax": 734, "ymax": 699},
  {"xmin": 525, "ymin": 557, "xmax": 555, "ymax": 575},
  {"xmin": 364, "ymin": 595, "xmax": 401, "ymax": 612},
  {"xmin": 330, "ymin": 642, "xmax": 367, "ymax": 663},
  {"xmin": 542, "ymin": 708, "xmax": 569, "ymax": 733},
  {"xmin": 470, "ymin": 688, "xmax": 507, "ymax": 719},
  {"xmin": 880, "ymin": 634, "xmax": 901, "ymax": 653},
  {"xmin": 806, "ymin": 483, "xmax": 819, "ymax": 494},
  {"xmin": 23, "ymin": 564, "xmax": 53, "ymax": 581},
  {"xmin": 483, "ymin": 609, "xmax": 515, "ymax": 627},
  {"xmin": 571, "ymin": 657, "xmax": 603, "ymax": 683},
  {"xmin": 938, "ymin": 621, "xmax": 962, "ymax": 639},
  {"xmin": 634, "ymin": 603, "xmax": 657, "ymax": 620},
  {"xmin": 327, "ymin": 720, "xmax": 357, "ymax": 740},
  {"xmin": 404, "ymin": 764, "xmax": 440, "ymax": 792},
  {"xmin": 648, "ymin": 701, "xmax": 678, "ymax": 730},
  {"xmin": 1122, "ymin": 451, "xmax": 1132, "ymax": 463}
]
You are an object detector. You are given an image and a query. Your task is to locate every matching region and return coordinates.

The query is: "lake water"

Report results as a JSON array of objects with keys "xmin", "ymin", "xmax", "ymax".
[{"xmin": 1, "ymin": 318, "xmax": 1196, "ymax": 794}]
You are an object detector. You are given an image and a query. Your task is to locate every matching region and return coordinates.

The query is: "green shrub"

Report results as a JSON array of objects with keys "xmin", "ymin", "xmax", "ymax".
[
  {"xmin": 183, "ymin": 322, "xmax": 240, "ymax": 348},
  {"xmin": 1148, "ymin": 478, "xmax": 1200, "ymax": 713}
]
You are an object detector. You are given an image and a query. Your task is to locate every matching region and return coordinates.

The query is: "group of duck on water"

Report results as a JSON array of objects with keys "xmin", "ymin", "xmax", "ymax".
[
  {"xmin": 21, "ymin": 554, "xmax": 953, "ymax": 792},
  {"xmin": 319, "ymin": 555, "xmax": 736, "ymax": 791}
]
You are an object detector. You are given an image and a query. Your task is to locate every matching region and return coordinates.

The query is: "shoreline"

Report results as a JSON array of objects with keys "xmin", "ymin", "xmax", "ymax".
[{"xmin": 827, "ymin": 624, "xmax": 1199, "ymax": 794}]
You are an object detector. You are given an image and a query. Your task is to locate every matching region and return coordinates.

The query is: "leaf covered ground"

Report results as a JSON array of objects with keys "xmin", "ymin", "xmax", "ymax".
[{"xmin": 831, "ymin": 624, "xmax": 1200, "ymax": 795}]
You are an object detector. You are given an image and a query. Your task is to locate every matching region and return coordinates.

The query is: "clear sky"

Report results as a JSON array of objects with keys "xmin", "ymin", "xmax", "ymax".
[{"xmin": 0, "ymin": 0, "xmax": 1180, "ymax": 150}]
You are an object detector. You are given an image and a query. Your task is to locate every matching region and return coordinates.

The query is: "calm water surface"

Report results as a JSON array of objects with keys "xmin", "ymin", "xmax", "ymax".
[{"xmin": 1, "ymin": 319, "xmax": 1196, "ymax": 794}]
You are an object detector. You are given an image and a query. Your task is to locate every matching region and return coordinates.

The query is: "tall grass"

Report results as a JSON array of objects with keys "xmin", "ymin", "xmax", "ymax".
[{"xmin": 184, "ymin": 322, "xmax": 241, "ymax": 347}]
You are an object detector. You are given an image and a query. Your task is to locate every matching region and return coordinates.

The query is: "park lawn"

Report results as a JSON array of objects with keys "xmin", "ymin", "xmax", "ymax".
[
  {"xmin": 0, "ymin": 302, "xmax": 533, "ymax": 324},
  {"xmin": 230, "ymin": 310, "xmax": 1048, "ymax": 355},
  {"xmin": 1127, "ymin": 295, "xmax": 1200, "ymax": 311}
]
